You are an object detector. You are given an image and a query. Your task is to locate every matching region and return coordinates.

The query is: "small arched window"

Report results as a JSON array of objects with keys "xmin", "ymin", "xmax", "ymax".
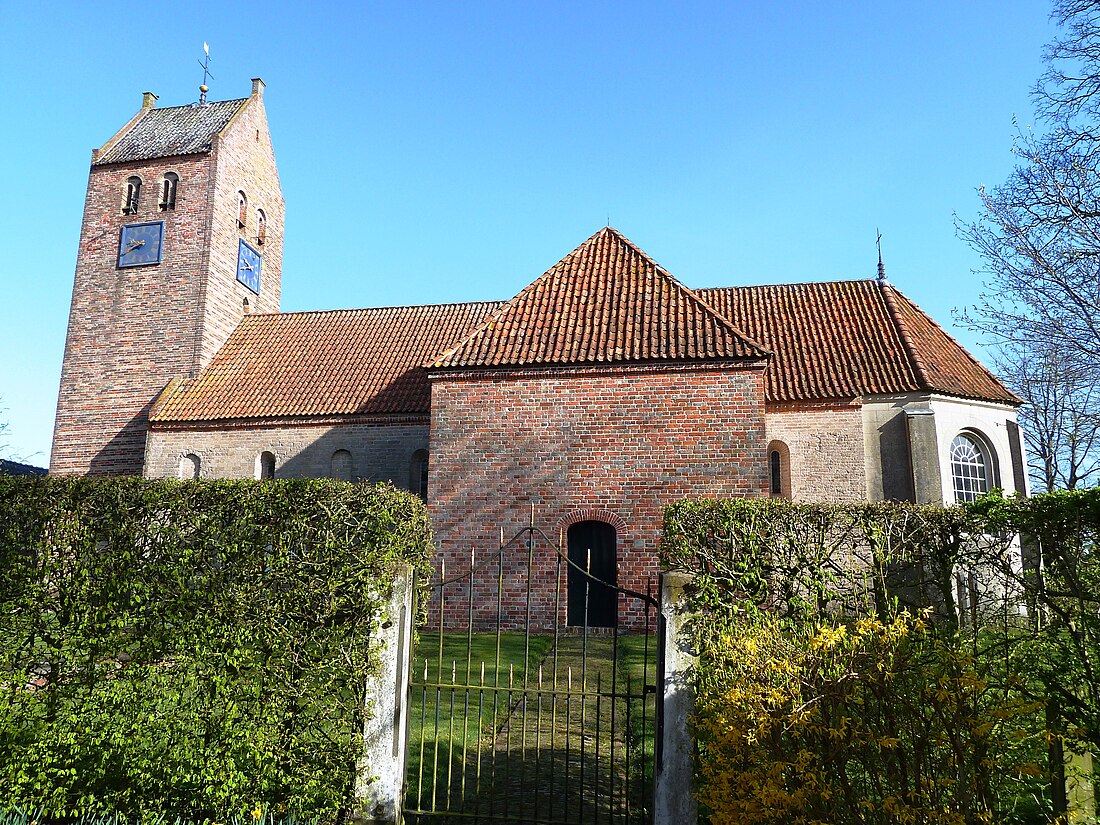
[
  {"xmin": 159, "ymin": 172, "xmax": 179, "ymax": 211},
  {"xmin": 410, "ymin": 449, "xmax": 429, "ymax": 500},
  {"xmin": 950, "ymin": 433, "xmax": 996, "ymax": 503},
  {"xmin": 767, "ymin": 440, "xmax": 791, "ymax": 499},
  {"xmin": 330, "ymin": 449, "xmax": 352, "ymax": 482},
  {"xmin": 256, "ymin": 209, "xmax": 267, "ymax": 245},
  {"xmin": 256, "ymin": 450, "xmax": 276, "ymax": 481},
  {"xmin": 237, "ymin": 191, "xmax": 247, "ymax": 230},
  {"xmin": 179, "ymin": 453, "xmax": 201, "ymax": 480},
  {"xmin": 123, "ymin": 176, "xmax": 142, "ymax": 215}
]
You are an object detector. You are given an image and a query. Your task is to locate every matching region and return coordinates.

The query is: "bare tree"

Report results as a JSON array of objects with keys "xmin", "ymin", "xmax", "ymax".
[
  {"xmin": 995, "ymin": 341, "xmax": 1100, "ymax": 491},
  {"xmin": 958, "ymin": 0, "xmax": 1100, "ymax": 489}
]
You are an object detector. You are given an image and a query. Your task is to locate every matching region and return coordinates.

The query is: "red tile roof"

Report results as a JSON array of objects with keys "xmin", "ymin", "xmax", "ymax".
[
  {"xmin": 150, "ymin": 302, "xmax": 501, "ymax": 423},
  {"xmin": 697, "ymin": 280, "xmax": 1019, "ymax": 405},
  {"xmin": 150, "ymin": 232, "xmax": 1018, "ymax": 425},
  {"xmin": 429, "ymin": 228, "xmax": 769, "ymax": 369}
]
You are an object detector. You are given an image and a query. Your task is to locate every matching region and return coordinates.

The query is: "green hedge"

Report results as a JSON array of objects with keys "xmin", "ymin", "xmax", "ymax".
[
  {"xmin": 0, "ymin": 477, "xmax": 433, "ymax": 822},
  {"xmin": 661, "ymin": 491, "xmax": 1100, "ymax": 825}
]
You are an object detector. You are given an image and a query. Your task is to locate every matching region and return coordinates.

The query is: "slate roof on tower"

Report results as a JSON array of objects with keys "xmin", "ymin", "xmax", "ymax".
[
  {"xmin": 93, "ymin": 98, "xmax": 249, "ymax": 165},
  {"xmin": 429, "ymin": 227, "xmax": 769, "ymax": 369}
]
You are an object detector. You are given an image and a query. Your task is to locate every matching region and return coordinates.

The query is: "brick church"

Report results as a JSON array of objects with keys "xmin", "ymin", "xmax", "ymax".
[{"xmin": 51, "ymin": 81, "xmax": 1026, "ymax": 626}]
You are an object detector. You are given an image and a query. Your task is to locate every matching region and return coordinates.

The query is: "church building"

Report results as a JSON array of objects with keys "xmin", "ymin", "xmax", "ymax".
[{"xmin": 51, "ymin": 81, "xmax": 1026, "ymax": 628}]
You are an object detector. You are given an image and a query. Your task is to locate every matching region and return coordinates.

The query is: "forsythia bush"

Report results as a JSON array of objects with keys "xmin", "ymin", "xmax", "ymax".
[{"xmin": 695, "ymin": 610, "xmax": 1045, "ymax": 825}]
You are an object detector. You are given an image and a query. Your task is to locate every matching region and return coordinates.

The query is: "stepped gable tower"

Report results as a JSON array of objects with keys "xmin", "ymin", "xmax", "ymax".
[{"xmin": 51, "ymin": 79, "xmax": 284, "ymax": 475}]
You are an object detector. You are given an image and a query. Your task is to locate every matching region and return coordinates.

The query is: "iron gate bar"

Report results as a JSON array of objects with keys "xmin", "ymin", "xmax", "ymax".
[{"xmin": 403, "ymin": 515, "xmax": 661, "ymax": 825}]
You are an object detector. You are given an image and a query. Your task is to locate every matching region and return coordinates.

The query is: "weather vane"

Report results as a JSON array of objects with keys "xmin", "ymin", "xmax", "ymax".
[{"xmin": 198, "ymin": 42, "xmax": 214, "ymax": 105}]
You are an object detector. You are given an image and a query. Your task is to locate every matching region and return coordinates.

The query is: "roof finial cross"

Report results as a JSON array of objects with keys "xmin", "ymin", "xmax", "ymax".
[
  {"xmin": 876, "ymin": 228, "xmax": 887, "ymax": 282},
  {"xmin": 197, "ymin": 42, "xmax": 214, "ymax": 105}
]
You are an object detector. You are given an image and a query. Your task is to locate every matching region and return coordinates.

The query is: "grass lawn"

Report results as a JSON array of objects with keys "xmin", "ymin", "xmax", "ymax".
[{"xmin": 404, "ymin": 630, "xmax": 658, "ymax": 822}]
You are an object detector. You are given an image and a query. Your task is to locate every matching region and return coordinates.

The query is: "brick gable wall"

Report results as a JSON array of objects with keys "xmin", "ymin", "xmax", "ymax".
[{"xmin": 427, "ymin": 363, "xmax": 769, "ymax": 630}]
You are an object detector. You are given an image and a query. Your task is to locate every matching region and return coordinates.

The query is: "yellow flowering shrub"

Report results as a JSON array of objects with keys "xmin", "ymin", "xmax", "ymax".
[{"xmin": 694, "ymin": 611, "xmax": 1046, "ymax": 825}]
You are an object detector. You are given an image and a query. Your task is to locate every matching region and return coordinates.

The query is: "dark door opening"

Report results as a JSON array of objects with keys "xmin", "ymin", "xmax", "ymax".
[{"xmin": 567, "ymin": 520, "xmax": 617, "ymax": 627}]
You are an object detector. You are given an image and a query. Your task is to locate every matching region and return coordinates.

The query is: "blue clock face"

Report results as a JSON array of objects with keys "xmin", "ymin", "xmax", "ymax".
[
  {"xmin": 236, "ymin": 238, "xmax": 261, "ymax": 294},
  {"xmin": 118, "ymin": 221, "xmax": 164, "ymax": 268},
  {"xmin": 237, "ymin": 239, "xmax": 262, "ymax": 294}
]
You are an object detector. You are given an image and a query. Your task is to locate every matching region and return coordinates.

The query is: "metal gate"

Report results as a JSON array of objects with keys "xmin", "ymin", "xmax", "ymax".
[{"xmin": 402, "ymin": 519, "xmax": 661, "ymax": 824}]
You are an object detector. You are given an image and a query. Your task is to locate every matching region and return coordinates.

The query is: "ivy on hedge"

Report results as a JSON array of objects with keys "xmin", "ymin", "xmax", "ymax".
[{"xmin": 0, "ymin": 476, "xmax": 434, "ymax": 822}]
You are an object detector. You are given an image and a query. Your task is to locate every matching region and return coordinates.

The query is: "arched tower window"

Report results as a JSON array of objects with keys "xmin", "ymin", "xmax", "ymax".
[
  {"xmin": 123, "ymin": 176, "xmax": 142, "ymax": 215},
  {"xmin": 766, "ymin": 440, "xmax": 791, "ymax": 499},
  {"xmin": 409, "ymin": 449, "xmax": 429, "ymax": 500},
  {"xmin": 950, "ymin": 432, "xmax": 997, "ymax": 503},
  {"xmin": 330, "ymin": 449, "xmax": 352, "ymax": 482},
  {"xmin": 256, "ymin": 450, "xmax": 276, "ymax": 481},
  {"xmin": 237, "ymin": 191, "xmax": 247, "ymax": 230},
  {"xmin": 256, "ymin": 209, "xmax": 267, "ymax": 245},
  {"xmin": 159, "ymin": 172, "xmax": 178, "ymax": 211},
  {"xmin": 567, "ymin": 521, "xmax": 618, "ymax": 628},
  {"xmin": 179, "ymin": 453, "xmax": 201, "ymax": 480}
]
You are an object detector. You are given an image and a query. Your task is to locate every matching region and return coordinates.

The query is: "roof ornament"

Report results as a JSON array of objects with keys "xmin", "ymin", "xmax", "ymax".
[
  {"xmin": 876, "ymin": 228, "xmax": 887, "ymax": 282},
  {"xmin": 197, "ymin": 42, "xmax": 214, "ymax": 106}
]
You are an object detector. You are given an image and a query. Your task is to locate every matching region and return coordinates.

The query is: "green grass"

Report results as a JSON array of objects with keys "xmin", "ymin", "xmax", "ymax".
[{"xmin": 404, "ymin": 630, "xmax": 658, "ymax": 821}]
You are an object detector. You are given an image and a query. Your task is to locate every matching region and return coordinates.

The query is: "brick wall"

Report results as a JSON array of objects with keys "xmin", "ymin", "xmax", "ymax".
[
  {"xmin": 51, "ymin": 86, "xmax": 283, "ymax": 476},
  {"xmin": 765, "ymin": 402, "xmax": 867, "ymax": 502},
  {"xmin": 144, "ymin": 419, "xmax": 429, "ymax": 485},
  {"xmin": 427, "ymin": 363, "xmax": 769, "ymax": 630}
]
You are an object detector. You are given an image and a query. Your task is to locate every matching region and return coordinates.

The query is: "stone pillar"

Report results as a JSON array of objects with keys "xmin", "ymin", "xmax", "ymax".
[
  {"xmin": 354, "ymin": 564, "xmax": 416, "ymax": 824},
  {"xmin": 655, "ymin": 572, "xmax": 698, "ymax": 825},
  {"xmin": 905, "ymin": 409, "xmax": 943, "ymax": 505}
]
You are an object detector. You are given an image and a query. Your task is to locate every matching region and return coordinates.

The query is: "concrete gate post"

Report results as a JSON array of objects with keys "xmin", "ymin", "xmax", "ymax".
[
  {"xmin": 354, "ymin": 564, "xmax": 416, "ymax": 825},
  {"xmin": 655, "ymin": 572, "xmax": 698, "ymax": 825}
]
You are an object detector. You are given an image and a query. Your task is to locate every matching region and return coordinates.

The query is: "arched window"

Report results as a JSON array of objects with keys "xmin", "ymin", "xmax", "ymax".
[
  {"xmin": 567, "ymin": 521, "xmax": 618, "ymax": 628},
  {"xmin": 766, "ymin": 440, "xmax": 791, "ymax": 499},
  {"xmin": 256, "ymin": 450, "xmax": 276, "ymax": 480},
  {"xmin": 256, "ymin": 209, "xmax": 267, "ymax": 245},
  {"xmin": 330, "ymin": 449, "xmax": 352, "ymax": 482},
  {"xmin": 123, "ymin": 176, "xmax": 142, "ymax": 215},
  {"xmin": 237, "ymin": 191, "xmax": 247, "ymax": 230},
  {"xmin": 179, "ymin": 453, "xmax": 200, "ymax": 480},
  {"xmin": 409, "ymin": 449, "xmax": 429, "ymax": 500},
  {"xmin": 950, "ymin": 432, "xmax": 996, "ymax": 503},
  {"xmin": 159, "ymin": 172, "xmax": 178, "ymax": 211}
]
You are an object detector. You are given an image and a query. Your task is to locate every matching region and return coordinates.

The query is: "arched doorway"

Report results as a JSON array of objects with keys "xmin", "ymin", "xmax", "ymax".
[{"xmin": 567, "ymin": 520, "xmax": 617, "ymax": 627}]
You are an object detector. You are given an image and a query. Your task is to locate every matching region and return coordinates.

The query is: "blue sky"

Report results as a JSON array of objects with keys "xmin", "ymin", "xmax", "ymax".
[{"xmin": 0, "ymin": 1, "xmax": 1056, "ymax": 464}]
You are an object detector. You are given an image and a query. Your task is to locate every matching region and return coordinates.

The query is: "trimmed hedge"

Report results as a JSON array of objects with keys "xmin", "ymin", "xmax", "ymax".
[{"xmin": 0, "ymin": 477, "xmax": 433, "ymax": 822}]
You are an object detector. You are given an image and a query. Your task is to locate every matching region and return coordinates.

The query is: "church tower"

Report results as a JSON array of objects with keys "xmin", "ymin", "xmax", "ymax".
[{"xmin": 51, "ymin": 79, "xmax": 284, "ymax": 475}]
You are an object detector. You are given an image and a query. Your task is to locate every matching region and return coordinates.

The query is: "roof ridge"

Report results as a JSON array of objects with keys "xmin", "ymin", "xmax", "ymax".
[
  {"xmin": 428, "ymin": 227, "xmax": 769, "ymax": 369},
  {"xmin": 878, "ymin": 280, "xmax": 934, "ymax": 392},
  {"xmin": 881, "ymin": 282, "xmax": 1022, "ymax": 404},
  {"xmin": 245, "ymin": 299, "xmax": 506, "ymax": 320},
  {"xmin": 697, "ymin": 278, "xmax": 878, "ymax": 292},
  {"xmin": 591, "ymin": 228, "xmax": 770, "ymax": 357}
]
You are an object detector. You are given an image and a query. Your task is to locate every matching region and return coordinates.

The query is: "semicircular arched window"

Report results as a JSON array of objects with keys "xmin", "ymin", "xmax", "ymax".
[
  {"xmin": 330, "ymin": 449, "xmax": 352, "ymax": 482},
  {"xmin": 159, "ymin": 172, "xmax": 179, "ymax": 211},
  {"xmin": 409, "ymin": 449, "xmax": 429, "ymax": 500},
  {"xmin": 179, "ymin": 453, "xmax": 200, "ymax": 480},
  {"xmin": 256, "ymin": 450, "xmax": 276, "ymax": 481},
  {"xmin": 123, "ymin": 176, "xmax": 142, "ymax": 215},
  {"xmin": 950, "ymin": 433, "xmax": 995, "ymax": 503}
]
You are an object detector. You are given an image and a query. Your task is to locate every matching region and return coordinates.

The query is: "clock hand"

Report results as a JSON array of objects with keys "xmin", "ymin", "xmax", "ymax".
[{"xmin": 125, "ymin": 239, "xmax": 145, "ymax": 250}]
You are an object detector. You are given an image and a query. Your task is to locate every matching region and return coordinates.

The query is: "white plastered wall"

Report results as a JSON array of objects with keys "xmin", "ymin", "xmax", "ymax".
[{"xmin": 928, "ymin": 395, "xmax": 1025, "ymax": 502}]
